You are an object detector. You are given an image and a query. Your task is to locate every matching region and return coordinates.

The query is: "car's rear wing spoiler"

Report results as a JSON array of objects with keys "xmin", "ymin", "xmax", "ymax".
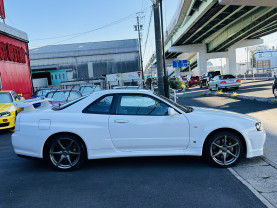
[{"xmin": 13, "ymin": 98, "xmax": 52, "ymax": 112}]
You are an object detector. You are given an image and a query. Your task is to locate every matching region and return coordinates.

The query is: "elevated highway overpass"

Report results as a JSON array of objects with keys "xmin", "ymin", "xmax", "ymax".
[{"xmin": 146, "ymin": 0, "xmax": 277, "ymax": 77}]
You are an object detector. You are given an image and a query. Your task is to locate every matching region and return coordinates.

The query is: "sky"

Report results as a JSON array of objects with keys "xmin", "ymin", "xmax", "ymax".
[{"xmin": 2, "ymin": 0, "xmax": 277, "ymax": 66}]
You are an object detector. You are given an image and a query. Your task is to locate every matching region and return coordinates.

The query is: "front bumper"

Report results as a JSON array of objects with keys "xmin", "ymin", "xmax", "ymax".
[
  {"xmin": 245, "ymin": 129, "xmax": 266, "ymax": 158},
  {"xmin": 0, "ymin": 115, "xmax": 15, "ymax": 130}
]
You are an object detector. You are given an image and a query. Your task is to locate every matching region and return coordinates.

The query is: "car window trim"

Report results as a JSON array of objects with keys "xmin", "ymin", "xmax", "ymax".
[
  {"xmin": 82, "ymin": 94, "xmax": 116, "ymax": 115},
  {"xmin": 114, "ymin": 93, "xmax": 172, "ymax": 116}
]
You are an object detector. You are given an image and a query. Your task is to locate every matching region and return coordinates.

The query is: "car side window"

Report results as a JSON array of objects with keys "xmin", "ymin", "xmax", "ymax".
[
  {"xmin": 84, "ymin": 95, "xmax": 114, "ymax": 114},
  {"xmin": 12, "ymin": 92, "xmax": 20, "ymax": 100},
  {"xmin": 116, "ymin": 95, "xmax": 168, "ymax": 116}
]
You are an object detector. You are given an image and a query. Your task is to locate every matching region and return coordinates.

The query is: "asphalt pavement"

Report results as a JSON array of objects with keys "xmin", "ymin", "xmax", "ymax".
[
  {"xmin": 0, "ymin": 130, "xmax": 266, "ymax": 208},
  {"xmin": 177, "ymin": 94, "xmax": 277, "ymax": 207}
]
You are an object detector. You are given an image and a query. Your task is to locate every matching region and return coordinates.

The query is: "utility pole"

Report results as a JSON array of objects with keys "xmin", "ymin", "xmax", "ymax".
[
  {"xmin": 153, "ymin": 0, "xmax": 165, "ymax": 96},
  {"xmin": 159, "ymin": 0, "xmax": 169, "ymax": 98},
  {"xmin": 134, "ymin": 13, "xmax": 144, "ymax": 85}
]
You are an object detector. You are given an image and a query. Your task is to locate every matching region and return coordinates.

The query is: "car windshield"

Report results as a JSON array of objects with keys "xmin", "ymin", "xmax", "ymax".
[
  {"xmin": 37, "ymin": 89, "xmax": 50, "ymax": 96},
  {"xmin": 0, "ymin": 93, "xmax": 13, "ymax": 103},
  {"xmin": 219, "ymin": 75, "xmax": 235, "ymax": 79},
  {"xmin": 52, "ymin": 95, "xmax": 89, "ymax": 111},
  {"xmin": 154, "ymin": 92, "xmax": 190, "ymax": 113},
  {"xmin": 46, "ymin": 91, "xmax": 82, "ymax": 102},
  {"xmin": 80, "ymin": 86, "xmax": 101, "ymax": 94}
]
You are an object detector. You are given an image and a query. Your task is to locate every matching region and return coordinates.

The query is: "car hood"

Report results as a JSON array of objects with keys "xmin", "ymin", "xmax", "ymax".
[
  {"xmin": 0, "ymin": 103, "xmax": 14, "ymax": 112},
  {"xmin": 192, "ymin": 107, "xmax": 259, "ymax": 123}
]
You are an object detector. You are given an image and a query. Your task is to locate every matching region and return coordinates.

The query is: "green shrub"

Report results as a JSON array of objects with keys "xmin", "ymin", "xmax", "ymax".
[
  {"xmin": 169, "ymin": 78, "xmax": 183, "ymax": 90},
  {"xmin": 271, "ymin": 99, "xmax": 277, "ymax": 104}
]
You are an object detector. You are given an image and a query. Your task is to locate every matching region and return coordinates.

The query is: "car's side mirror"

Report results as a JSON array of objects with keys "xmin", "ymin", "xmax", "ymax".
[{"xmin": 168, "ymin": 107, "xmax": 178, "ymax": 116}]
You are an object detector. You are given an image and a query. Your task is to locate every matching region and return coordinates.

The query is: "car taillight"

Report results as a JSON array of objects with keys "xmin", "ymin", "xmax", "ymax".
[
  {"xmin": 220, "ymin": 81, "xmax": 226, "ymax": 84},
  {"xmin": 236, "ymin": 79, "xmax": 241, "ymax": 82},
  {"xmin": 207, "ymin": 77, "xmax": 210, "ymax": 81}
]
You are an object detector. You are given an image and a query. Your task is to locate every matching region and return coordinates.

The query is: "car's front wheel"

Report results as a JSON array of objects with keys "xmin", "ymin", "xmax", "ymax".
[
  {"xmin": 274, "ymin": 88, "xmax": 277, "ymax": 97},
  {"xmin": 204, "ymin": 131, "xmax": 242, "ymax": 167},
  {"xmin": 44, "ymin": 134, "xmax": 86, "ymax": 171}
]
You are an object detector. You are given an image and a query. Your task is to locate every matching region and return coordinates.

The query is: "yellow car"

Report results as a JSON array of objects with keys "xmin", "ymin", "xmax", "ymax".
[{"xmin": 0, "ymin": 91, "xmax": 25, "ymax": 130}]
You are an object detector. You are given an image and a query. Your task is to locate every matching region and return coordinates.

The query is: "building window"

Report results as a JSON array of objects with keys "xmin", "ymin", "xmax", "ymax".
[
  {"xmin": 259, "ymin": 54, "xmax": 264, "ymax": 58},
  {"xmin": 51, "ymin": 75, "xmax": 53, "ymax": 80},
  {"xmin": 269, "ymin": 52, "xmax": 272, "ymax": 57},
  {"xmin": 59, "ymin": 74, "xmax": 61, "ymax": 79},
  {"xmin": 63, "ymin": 74, "xmax": 65, "ymax": 79},
  {"xmin": 55, "ymin": 74, "xmax": 57, "ymax": 79}
]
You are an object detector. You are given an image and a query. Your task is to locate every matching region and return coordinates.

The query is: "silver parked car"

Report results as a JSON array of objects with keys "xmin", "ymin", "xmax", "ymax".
[{"xmin": 208, "ymin": 74, "xmax": 241, "ymax": 91}]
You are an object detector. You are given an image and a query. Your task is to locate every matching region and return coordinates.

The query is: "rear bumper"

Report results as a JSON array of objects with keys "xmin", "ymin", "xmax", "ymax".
[{"xmin": 219, "ymin": 83, "xmax": 241, "ymax": 89}]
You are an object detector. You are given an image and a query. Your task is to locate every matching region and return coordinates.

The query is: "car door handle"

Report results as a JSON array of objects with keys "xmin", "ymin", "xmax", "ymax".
[{"xmin": 115, "ymin": 119, "xmax": 129, "ymax": 123}]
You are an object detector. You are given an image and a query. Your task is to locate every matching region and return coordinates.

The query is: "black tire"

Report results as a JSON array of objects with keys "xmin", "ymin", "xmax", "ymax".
[
  {"xmin": 205, "ymin": 81, "xmax": 209, "ymax": 89},
  {"xmin": 204, "ymin": 131, "xmax": 242, "ymax": 167},
  {"xmin": 216, "ymin": 85, "xmax": 220, "ymax": 91},
  {"xmin": 274, "ymin": 88, "xmax": 277, "ymax": 97},
  {"xmin": 44, "ymin": 134, "xmax": 86, "ymax": 171},
  {"xmin": 200, "ymin": 83, "xmax": 202, "ymax": 88},
  {"xmin": 208, "ymin": 84, "xmax": 212, "ymax": 91},
  {"xmin": 234, "ymin": 87, "xmax": 239, "ymax": 90}
]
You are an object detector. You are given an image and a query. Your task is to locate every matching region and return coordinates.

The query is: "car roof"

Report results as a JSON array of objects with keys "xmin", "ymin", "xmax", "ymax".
[{"xmin": 92, "ymin": 89, "xmax": 152, "ymax": 95}]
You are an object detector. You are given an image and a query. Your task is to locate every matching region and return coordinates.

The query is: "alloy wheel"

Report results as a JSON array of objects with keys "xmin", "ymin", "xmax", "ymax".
[
  {"xmin": 49, "ymin": 138, "xmax": 81, "ymax": 169},
  {"xmin": 210, "ymin": 135, "xmax": 240, "ymax": 166}
]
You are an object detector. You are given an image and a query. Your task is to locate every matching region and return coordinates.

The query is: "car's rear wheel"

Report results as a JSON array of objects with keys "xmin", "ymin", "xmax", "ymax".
[
  {"xmin": 216, "ymin": 85, "xmax": 221, "ymax": 91},
  {"xmin": 204, "ymin": 131, "xmax": 242, "ymax": 167},
  {"xmin": 274, "ymin": 88, "xmax": 277, "ymax": 97},
  {"xmin": 200, "ymin": 83, "xmax": 202, "ymax": 88},
  {"xmin": 208, "ymin": 84, "xmax": 212, "ymax": 91},
  {"xmin": 44, "ymin": 134, "xmax": 86, "ymax": 171}
]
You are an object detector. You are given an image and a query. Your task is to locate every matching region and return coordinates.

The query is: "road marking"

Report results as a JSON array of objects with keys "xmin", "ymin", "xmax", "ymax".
[{"xmin": 228, "ymin": 167, "xmax": 275, "ymax": 208}]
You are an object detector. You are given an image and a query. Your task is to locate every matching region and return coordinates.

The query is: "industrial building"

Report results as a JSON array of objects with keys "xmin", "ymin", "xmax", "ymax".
[{"xmin": 29, "ymin": 39, "xmax": 140, "ymax": 86}]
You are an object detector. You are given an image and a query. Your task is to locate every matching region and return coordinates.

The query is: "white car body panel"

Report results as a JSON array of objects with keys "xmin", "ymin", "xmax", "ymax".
[
  {"xmin": 209, "ymin": 75, "xmax": 241, "ymax": 90},
  {"xmin": 12, "ymin": 90, "xmax": 265, "ymax": 162}
]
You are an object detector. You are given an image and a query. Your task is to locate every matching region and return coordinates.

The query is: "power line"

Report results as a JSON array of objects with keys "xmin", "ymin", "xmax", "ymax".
[
  {"xmin": 143, "ymin": 8, "xmax": 153, "ymax": 58},
  {"xmin": 31, "ymin": 6, "xmax": 151, "ymax": 44}
]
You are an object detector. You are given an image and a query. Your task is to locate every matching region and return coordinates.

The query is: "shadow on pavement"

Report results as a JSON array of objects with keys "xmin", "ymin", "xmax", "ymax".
[{"xmin": 178, "ymin": 96, "xmax": 277, "ymax": 115}]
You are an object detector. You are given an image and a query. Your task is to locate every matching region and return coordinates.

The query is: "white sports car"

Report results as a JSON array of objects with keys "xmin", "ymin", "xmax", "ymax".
[{"xmin": 12, "ymin": 90, "xmax": 266, "ymax": 171}]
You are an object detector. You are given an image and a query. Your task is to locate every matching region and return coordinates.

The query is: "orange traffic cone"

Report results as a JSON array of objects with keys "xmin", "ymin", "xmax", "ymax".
[
  {"xmin": 243, "ymin": 75, "xmax": 246, "ymax": 81},
  {"xmin": 252, "ymin": 74, "xmax": 255, "ymax": 80}
]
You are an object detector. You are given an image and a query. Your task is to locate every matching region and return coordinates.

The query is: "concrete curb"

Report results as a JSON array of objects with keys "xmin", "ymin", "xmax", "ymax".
[
  {"xmin": 228, "ymin": 168, "xmax": 275, "ymax": 208},
  {"xmin": 201, "ymin": 92, "xmax": 277, "ymax": 104}
]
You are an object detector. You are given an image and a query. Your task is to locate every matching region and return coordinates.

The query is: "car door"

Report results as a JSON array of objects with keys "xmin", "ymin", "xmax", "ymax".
[
  {"xmin": 81, "ymin": 95, "xmax": 115, "ymax": 150},
  {"xmin": 108, "ymin": 94, "xmax": 190, "ymax": 152}
]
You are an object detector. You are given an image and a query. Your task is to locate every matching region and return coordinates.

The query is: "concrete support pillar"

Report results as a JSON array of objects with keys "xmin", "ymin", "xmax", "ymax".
[
  {"xmin": 226, "ymin": 48, "xmax": 237, "ymax": 75},
  {"xmin": 197, "ymin": 46, "xmax": 207, "ymax": 76}
]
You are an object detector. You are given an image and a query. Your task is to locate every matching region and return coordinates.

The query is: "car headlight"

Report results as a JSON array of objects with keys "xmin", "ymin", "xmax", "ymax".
[
  {"xmin": 0, "ymin": 112, "xmax": 11, "ymax": 117},
  {"xmin": 255, "ymin": 122, "xmax": 263, "ymax": 131}
]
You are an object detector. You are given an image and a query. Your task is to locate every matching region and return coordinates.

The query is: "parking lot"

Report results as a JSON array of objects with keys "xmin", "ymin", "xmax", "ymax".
[
  {"xmin": 184, "ymin": 80, "xmax": 275, "ymax": 99},
  {"xmin": 177, "ymin": 86, "xmax": 277, "ymax": 207},
  {"xmin": 0, "ymin": 130, "xmax": 266, "ymax": 208},
  {"xmin": 1, "ymin": 80, "xmax": 277, "ymax": 208}
]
